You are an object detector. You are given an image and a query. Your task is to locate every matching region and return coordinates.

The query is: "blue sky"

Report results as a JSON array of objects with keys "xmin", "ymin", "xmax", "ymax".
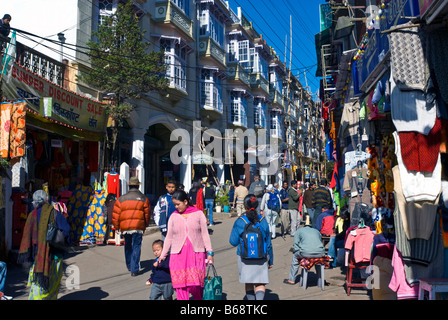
[{"xmin": 227, "ymin": 0, "xmax": 327, "ymax": 100}]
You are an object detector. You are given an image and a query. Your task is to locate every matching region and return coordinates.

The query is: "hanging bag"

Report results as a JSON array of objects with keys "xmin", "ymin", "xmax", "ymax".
[
  {"xmin": 46, "ymin": 209, "xmax": 69, "ymax": 251},
  {"xmin": 203, "ymin": 264, "xmax": 223, "ymax": 300}
]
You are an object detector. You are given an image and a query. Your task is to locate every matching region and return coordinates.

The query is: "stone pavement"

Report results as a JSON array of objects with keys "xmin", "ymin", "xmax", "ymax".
[{"xmin": 3, "ymin": 210, "xmax": 371, "ymax": 300}]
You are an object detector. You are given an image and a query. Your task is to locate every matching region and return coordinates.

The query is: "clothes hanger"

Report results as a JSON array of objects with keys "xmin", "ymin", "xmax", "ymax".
[{"xmin": 358, "ymin": 218, "xmax": 366, "ymax": 228}]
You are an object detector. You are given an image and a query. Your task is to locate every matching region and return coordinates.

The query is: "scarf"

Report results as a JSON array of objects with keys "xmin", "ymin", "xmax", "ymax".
[{"xmin": 17, "ymin": 203, "xmax": 54, "ymax": 290}]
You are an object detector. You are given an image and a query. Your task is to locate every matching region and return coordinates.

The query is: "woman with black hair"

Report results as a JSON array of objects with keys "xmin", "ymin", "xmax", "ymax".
[
  {"xmin": 229, "ymin": 195, "xmax": 273, "ymax": 300},
  {"xmin": 159, "ymin": 190, "xmax": 213, "ymax": 300}
]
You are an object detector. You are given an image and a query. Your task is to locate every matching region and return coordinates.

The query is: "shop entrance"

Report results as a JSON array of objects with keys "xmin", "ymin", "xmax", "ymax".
[{"xmin": 144, "ymin": 124, "xmax": 179, "ymax": 202}]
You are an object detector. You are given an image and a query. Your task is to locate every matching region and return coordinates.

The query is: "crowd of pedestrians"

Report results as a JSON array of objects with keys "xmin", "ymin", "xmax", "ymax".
[{"xmin": 3, "ymin": 173, "xmax": 343, "ymax": 301}]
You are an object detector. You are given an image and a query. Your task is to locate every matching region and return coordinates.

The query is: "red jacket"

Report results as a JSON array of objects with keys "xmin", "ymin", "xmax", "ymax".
[{"xmin": 112, "ymin": 188, "xmax": 150, "ymax": 232}]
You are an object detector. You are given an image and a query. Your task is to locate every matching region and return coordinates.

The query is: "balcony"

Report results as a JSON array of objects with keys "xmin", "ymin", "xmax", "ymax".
[
  {"xmin": 227, "ymin": 62, "xmax": 250, "ymax": 88},
  {"xmin": 269, "ymin": 88, "xmax": 284, "ymax": 110},
  {"xmin": 250, "ymin": 72, "xmax": 269, "ymax": 95},
  {"xmin": 154, "ymin": 0, "xmax": 194, "ymax": 41},
  {"xmin": 198, "ymin": 36, "xmax": 226, "ymax": 69}
]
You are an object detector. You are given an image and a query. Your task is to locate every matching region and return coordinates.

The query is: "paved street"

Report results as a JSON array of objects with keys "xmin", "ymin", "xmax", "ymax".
[{"xmin": 4, "ymin": 211, "xmax": 371, "ymax": 301}]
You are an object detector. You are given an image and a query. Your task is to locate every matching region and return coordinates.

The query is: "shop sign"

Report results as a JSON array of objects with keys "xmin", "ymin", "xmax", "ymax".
[
  {"xmin": 3, "ymin": 62, "xmax": 107, "ymax": 134},
  {"xmin": 354, "ymin": 0, "xmax": 420, "ymax": 93},
  {"xmin": 192, "ymin": 152, "xmax": 213, "ymax": 165},
  {"xmin": 319, "ymin": 4, "xmax": 333, "ymax": 32}
]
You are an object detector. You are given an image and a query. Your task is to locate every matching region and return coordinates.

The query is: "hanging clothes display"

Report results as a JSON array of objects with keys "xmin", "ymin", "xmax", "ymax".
[
  {"xmin": 0, "ymin": 102, "xmax": 11, "ymax": 158},
  {"xmin": 105, "ymin": 170, "xmax": 120, "ymax": 196},
  {"xmin": 66, "ymin": 184, "xmax": 94, "ymax": 244},
  {"xmin": 393, "ymin": 132, "xmax": 441, "ymax": 202},
  {"xmin": 79, "ymin": 188, "xmax": 108, "ymax": 245}
]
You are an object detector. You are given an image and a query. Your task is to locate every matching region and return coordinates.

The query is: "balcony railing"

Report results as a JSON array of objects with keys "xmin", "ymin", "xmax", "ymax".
[
  {"xmin": 154, "ymin": 0, "xmax": 194, "ymax": 40},
  {"xmin": 227, "ymin": 62, "xmax": 250, "ymax": 87},
  {"xmin": 198, "ymin": 36, "xmax": 226, "ymax": 68},
  {"xmin": 269, "ymin": 87, "xmax": 284, "ymax": 109},
  {"xmin": 250, "ymin": 72, "xmax": 269, "ymax": 95},
  {"xmin": 8, "ymin": 40, "xmax": 65, "ymax": 87}
]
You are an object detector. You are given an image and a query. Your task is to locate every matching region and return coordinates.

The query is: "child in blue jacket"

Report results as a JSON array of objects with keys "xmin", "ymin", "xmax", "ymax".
[{"xmin": 146, "ymin": 240, "xmax": 173, "ymax": 300}]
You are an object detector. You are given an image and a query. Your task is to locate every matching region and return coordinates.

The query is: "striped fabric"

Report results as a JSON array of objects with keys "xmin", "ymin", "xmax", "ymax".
[{"xmin": 393, "ymin": 193, "xmax": 442, "ymax": 267}]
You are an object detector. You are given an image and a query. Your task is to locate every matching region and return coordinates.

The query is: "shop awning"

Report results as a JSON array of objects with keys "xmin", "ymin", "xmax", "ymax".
[{"xmin": 26, "ymin": 109, "xmax": 106, "ymax": 141}]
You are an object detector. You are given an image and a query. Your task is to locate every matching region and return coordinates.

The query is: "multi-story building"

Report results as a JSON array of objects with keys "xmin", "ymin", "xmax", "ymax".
[{"xmin": 10, "ymin": 0, "xmax": 322, "ymax": 198}]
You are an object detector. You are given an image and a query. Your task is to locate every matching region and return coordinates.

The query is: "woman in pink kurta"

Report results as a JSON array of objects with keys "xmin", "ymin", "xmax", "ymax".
[{"xmin": 159, "ymin": 190, "xmax": 214, "ymax": 300}]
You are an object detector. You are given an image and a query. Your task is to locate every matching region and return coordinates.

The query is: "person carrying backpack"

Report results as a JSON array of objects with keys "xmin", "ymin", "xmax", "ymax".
[
  {"xmin": 260, "ymin": 184, "xmax": 281, "ymax": 239},
  {"xmin": 229, "ymin": 195, "xmax": 273, "ymax": 300}
]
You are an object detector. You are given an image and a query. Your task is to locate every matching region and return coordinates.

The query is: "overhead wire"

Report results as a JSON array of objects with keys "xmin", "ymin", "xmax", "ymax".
[{"xmin": 231, "ymin": 0, "xmax": 320, "ymax": 92}]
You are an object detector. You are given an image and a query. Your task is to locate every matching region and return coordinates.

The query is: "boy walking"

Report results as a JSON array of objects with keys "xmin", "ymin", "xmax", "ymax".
[
  {"xmin": 154, "ymin": 180, "xmax": 176, "ymax": 239},
  {"xmin": 146, "ymin": 240, "xmax": 173, "ymax": 300}
]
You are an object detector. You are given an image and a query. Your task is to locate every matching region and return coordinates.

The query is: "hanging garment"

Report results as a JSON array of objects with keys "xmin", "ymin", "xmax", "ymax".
[
  {"xmin": 80, "ymin": 189, "xmax": 107, "ymax": 244},
  {"xmin": 338, "ymin": 101, "xmax": 360, "ymax": 141},
  {"xmin": 390, "ymin": 71, "xmax": 437, "ymax": 135},
  {"xmin": 106, "ymin": 172, "xmax": 120, "ymax": 196},
  {"xmin": 9, "ymin": 101, "xmax": 26, "ymax": 158},
  {"xmin": 393, "ymin": 193, "xmax": 442, "ymax": 267},
  {"xmin": 0, "ymin": 102, "xmax": 11, "ymax": 158},
  {"xmin": 393, "ymin": 132, "xmax": 441, "ymax": 202},
  {"xmin": 344, "ymin": 151, "xmax": 371, "ymax": 173},
  {"xmin": 388, "ymin": 23, "xmax": 430, "ymax": 92},
  {"xmin": 344, "ymin": 226, "xmax": 375, "ymax": 264},
  {"xmin": 66, "ymin": 184, "xmax": 94, "ymax": 244},
  {"xmin": 398, "ymin": 117, "xmax": 442, "ymax": 173},
  {"xmin": 392, "ymin": 166, "xmax": 440, "ymax": 241},
  {"xmin": 389, "ymin": 246, "xmax": 419, "ymax": 300}
]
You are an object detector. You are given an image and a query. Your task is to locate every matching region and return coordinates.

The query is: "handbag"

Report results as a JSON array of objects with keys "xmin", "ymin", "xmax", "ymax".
[
  {"xmin": 46, "ymin": 209, "xmax": 69, "ymax": 251},
  {"xmin": 203, "ymin": 264, "xmax": 222, "ymax": 300}
]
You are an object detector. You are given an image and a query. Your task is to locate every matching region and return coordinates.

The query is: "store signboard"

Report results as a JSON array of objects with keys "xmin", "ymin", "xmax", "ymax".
[
  {"xmin": 319, "ymin": 4, "xmax": 333, "ymax": 32},
  {"xmin": 354, "ymin": 0, "xmax": 420, "ymax": 93},
  {"xmin": 2, "ymin": 62, "xmax": 108, "ymax": 134}
]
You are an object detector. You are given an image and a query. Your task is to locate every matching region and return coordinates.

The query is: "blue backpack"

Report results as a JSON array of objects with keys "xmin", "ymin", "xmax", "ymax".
[
  {"xmin": 267, "ymin": 192, "xmax": 280, "ymax": 211},
  {"xmin": 239, "ymin": 215, "xmax": 267, "ymax": 260}
]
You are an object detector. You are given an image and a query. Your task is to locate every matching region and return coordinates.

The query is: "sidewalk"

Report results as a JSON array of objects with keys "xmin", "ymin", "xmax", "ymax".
[{"xmin": 2, "ymin": 210, "xmax": 371, "ymax": 300}]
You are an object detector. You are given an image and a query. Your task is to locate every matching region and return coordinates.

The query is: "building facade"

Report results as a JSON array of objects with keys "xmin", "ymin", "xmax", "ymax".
[{"xmin": 72, "ymin": 0, "xmax": 323, "ymax": 197}]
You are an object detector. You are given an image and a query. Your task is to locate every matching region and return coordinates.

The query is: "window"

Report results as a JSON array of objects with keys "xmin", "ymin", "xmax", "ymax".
[
  {"xmin": 250, "ymin": 48, "xmax": 268, "ymax": 78},
  {"xmin": 270, "ymin": 112, "xmax": 282, "ymax": 137},
  {"xmin": 98, "ymin": 0, "xmax": 117, "ymax": 25},
  {"xmin": 230, "ymin": 92, "xmax": 247, "ymax": 127},
  {"xmin": 172, "ymin": 0, "xmax": 190, "ymax": 17},
  {"xmin": 228, "ymin": 41, "xmax": 237, "ymax": 62},
  {"xmin": 200, "ymin": 69, "xmax": 223, "ymax": 113},
  {"xmin": 161, "ymin": 38, "xmax": 187, "ymax": 91},
  {"xmin": 270, "ymin": 69, "xmax": 283, "ymax": 94},
  {"xmin": 254, "ymin": 99, "xmax": 266, "ymax": 128},
  {"xmin": 199, "ymin": 8, "xmax": 224, "ymax": 46}
]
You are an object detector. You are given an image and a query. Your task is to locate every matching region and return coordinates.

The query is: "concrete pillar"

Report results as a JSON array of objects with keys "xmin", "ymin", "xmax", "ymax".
[
  {"xmin": 131, "ymin": 128, "xmax": 146, "ymax": 168},
  {"xmin": 217, "ymin": 164, "xmax": 225, "ymax": 186},
  {"xmin": 180, "ymin": 152, "xmax": 192, "ymax": 192},
  {"xmin": 120, "ymin": 162, "xmax": 129, "ymax": 196},
  {"xmin": 137, "ymin": 164, "xmax": 144, "ymax": 194}
]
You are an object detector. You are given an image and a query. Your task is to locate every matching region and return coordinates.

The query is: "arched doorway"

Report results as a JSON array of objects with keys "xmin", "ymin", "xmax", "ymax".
[{"xmin": 145, "ymin": 123, "xmax": 180, "ymax": 200}]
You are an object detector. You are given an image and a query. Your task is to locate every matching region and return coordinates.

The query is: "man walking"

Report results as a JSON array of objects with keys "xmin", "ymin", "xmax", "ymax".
[
  {"xmin": 311, "ymin": 178, "xmax": 333, "ymax": 228},
  {"xmin": 248, "ymin": 174, "xmax": 265, "ymax": 210},
  {"xmin": 279, "ymin": 181, "xmax": 290, "ymax": 236},
  {"xmin": 302, "ymin": 182, "xmax": 315, "ymax": 226},
  {"xmin": 233, "ymin": 179, "xmax": 248, "ymax": 216},
  {"xmin": 203, "ymin": 180, "xmax": 216, "ymax": 225},
  {"xmin": 288, "ymin": 180, "xmax": 303, "ymax": 237},
  {"xmin": 113, "ymin": 177, "xmax": 151, "ymax": 276}
]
